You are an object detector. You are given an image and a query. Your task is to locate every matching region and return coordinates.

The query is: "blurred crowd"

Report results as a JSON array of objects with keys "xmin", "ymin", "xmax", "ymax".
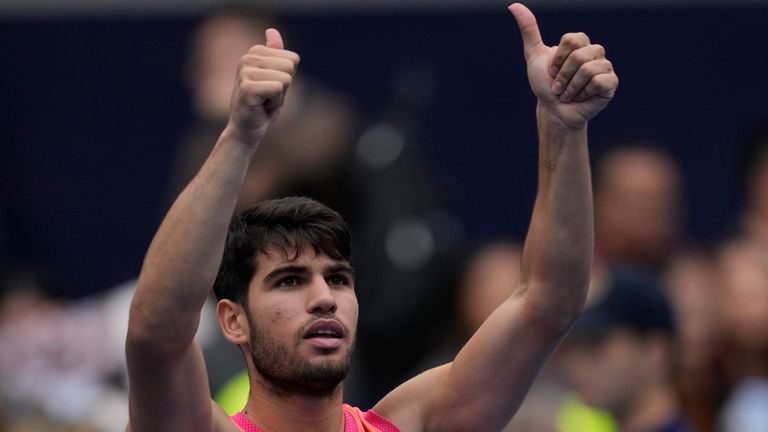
[{"xmin": 2, "ymin": 6, "xmax": 768, "ymax": 432}]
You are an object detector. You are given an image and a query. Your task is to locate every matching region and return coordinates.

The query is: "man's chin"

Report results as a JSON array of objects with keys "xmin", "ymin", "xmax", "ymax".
[{"xmin": 292, "ymin": 359, "xmax": 350, "ymax": 398}]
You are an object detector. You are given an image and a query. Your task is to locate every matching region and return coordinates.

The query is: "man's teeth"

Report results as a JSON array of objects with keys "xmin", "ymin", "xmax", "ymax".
[{"xmin": 312, "ymin": 329, "xmax": 338, "ymax": 337}]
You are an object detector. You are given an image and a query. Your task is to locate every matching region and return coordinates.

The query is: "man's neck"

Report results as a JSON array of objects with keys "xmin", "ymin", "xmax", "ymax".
[
  {"xmin": 242, "ymin": 382, "xmax": 345, "ymax": 432},
  {"xmin": 619, "ymin": 383, "xmax": 680, "ymax": 432}
]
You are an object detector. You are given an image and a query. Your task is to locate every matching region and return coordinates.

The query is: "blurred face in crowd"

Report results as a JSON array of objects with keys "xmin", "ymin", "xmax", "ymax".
[
  {"xmin": 562, "ymin": 329, "xmax": 668, "ymax": 416},
  {"xmin": 595, "ymin": 148, "xmax": 682, "ymax": 267},
  {"xmin": 187, "ymin": 13, "xmax": 266, "ymax": 121},
  {"xmin": 457, "ymin": 243, "xmax": 522, "ymax": 335},
  {"xmin": 718, "ymin": 241, "xmax": 768, "ymax": 350},
  {"xmin": 240, "ymin": 247, "xmax": 358, "ymax": 397}
]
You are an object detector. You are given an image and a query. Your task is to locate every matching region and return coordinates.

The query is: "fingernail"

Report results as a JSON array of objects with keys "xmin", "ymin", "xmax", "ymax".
[
  {"xmin": 549, "ymin": 66, "xmax": 559, "ymax": 78},
  {"xmin": 560, "ymin": 91, "xmax": 572, "ymax": 103},
  {"xmin": 551, "ymin": 80, "xmax": 564, "ymax": 95}
]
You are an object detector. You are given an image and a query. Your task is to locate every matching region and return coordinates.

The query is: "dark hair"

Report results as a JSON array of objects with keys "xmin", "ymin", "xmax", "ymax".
[{"xmin": 213, "ymin": 196, "xmax": 352, "ymax": 304}]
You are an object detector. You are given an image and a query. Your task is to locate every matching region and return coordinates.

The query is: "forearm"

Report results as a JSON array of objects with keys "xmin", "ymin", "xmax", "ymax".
[
  {"xmin": 129, "ymin": 127, "xmax": 256, "ymax": 351},
  {"xmin": 518, "ymin": 104, "xmax": 593, "ymax": 325}
]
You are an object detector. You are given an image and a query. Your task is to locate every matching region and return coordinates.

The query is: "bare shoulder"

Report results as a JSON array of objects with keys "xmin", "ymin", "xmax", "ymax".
[
  {"xmin": 372, "ymin": 363, "xmax": 452, "ymax": 432},
  {"xmin": 212, "ymin": 401, "xmax": 242, "ymax": 432}
]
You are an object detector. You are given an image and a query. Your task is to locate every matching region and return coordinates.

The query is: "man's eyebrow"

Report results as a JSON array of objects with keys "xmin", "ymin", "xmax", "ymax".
[
  {"xmin": 263, "ymin": 265, "xmax": 309, "ymax": 283},
  {"xmin": 324, "ymin": 263, "xmax": 355, "ymax": 275}
]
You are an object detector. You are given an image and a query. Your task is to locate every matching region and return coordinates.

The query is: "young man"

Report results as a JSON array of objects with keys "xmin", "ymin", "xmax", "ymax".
[{"xmin": 126, "ymin": 3, "xmax": 618, "ymax": 431}]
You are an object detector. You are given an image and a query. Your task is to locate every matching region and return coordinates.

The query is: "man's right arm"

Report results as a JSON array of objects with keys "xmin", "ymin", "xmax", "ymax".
[{"xmin": 125, "ymin": 29, "xmax": 299, "ymax": 432}]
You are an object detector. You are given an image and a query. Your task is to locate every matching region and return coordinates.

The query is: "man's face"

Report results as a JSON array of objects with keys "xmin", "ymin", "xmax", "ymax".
[
  {"xmin": 596, "ymin": 150, "xmax": 681, "ymax": 265},
  {"xmin": 245, "ymin": 246, "xmax": 358, "ymax": 398},
  {"xmin": 561, "ymin": 329, "xmax": 652, "ymax": 415}
]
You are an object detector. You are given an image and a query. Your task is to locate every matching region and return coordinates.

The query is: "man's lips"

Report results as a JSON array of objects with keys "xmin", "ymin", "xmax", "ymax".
[
  {"xmin": 303, "ymin": 319, "xmax": 345, "ymax": 339},
  {"xmin": 303, "ymin": 319, "xmax": 345, "ymax": 349}
]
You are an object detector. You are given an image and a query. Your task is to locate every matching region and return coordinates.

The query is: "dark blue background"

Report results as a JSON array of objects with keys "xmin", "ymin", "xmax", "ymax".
[{"xmin": 2, "ymin": 4, "xmax": 766, "ymax": 297}]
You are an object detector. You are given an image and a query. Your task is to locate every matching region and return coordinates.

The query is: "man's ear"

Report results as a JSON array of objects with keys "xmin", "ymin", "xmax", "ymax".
[{"xmin": 217, "ymin": 299, "xmax": 250, "ymax": 345}]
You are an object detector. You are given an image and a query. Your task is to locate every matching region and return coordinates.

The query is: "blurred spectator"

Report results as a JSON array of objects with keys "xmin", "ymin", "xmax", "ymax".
[
  {"xmin": 560, "ymin": 268, "xmax": 692, "ymax": 432},
  {"xmin": 714, "ymin": 120, "xmax": 768, "ymax": 431},
  {"xmin": 664, "ymin": 252, "xmax": 722, "ymax": 432},
  {"xmin": 593, "ymin": 143, "xmax": 683, "ymax": 272},
  {"xmin": 455, "ymin": 242, "xmax": 522, "ymax": 341},
  {"xmin": 168, "ymin": 4, "xmax": 359, "ymax": 216},
  {"xmin": 420, "ymin": 240, "xmax": 523, "ymax": 365},
  {"xmin": 0, "ymin": 268, "xmax": 125, "ymax": 431},
  {"xmin": 0, "ymin": 271, "xmax": 220, "ymax": 432},
  {"xmin": 715, "ymin": 239, "xmax": 768, "ymax": 431}
]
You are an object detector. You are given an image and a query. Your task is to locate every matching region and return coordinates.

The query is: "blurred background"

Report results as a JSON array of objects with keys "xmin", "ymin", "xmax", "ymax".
[{"xmin": 1, "ymin": 0, "xmax": 768, "ymax": 431}]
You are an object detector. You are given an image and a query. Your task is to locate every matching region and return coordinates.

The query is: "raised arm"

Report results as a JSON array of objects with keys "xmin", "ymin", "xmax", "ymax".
[
  {"xmin": 374, "ymin": 4, "xmax": 618, "ymax": 431},
  {"xmin": 125, "ymin": 29, "xmax": 299, "ymax": 432}
]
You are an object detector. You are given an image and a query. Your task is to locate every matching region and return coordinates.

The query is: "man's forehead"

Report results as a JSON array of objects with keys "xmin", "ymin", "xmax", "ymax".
[{"xmin": 255, "ymin": 245, "xmax": 349, "ymax": 268}]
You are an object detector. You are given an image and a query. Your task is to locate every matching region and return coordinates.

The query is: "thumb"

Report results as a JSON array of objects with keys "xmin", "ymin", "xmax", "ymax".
[
  {"xmin": 508, "ymin": 3, "xmax": 545, "ymax": 61},
  {"xmin": 265, "ymin": 28, "xmax": 284, "ymax": 49}
]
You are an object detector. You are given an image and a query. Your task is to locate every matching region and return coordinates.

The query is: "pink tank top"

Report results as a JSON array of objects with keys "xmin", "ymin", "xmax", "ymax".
[{"xmin": 230, "ymin": 404, "xmax": 400, "ymax": 432}]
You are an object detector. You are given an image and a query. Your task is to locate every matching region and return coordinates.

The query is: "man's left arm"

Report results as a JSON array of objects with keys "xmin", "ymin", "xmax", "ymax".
[{"xmin": 373, "ymin": 4, "xmax": 618, "ymax": 431}]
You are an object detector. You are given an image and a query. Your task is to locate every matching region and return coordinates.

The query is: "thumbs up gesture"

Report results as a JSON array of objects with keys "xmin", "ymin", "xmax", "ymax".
[
  {"xmin": 225, "ymin": 28, "xmax": 301, "ymax": 147},
  {"xmin": 509, "ymin": 4, "xmax": 618, "ymax": 130}
]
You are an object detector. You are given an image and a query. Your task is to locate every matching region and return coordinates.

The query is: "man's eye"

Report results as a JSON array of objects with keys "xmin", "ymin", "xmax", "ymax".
[
  {"xmin": 327, "ymin": 275, "xmax": 349, "ymax": 286},
  {"xmin": 276, "ymin": 277, "xmax": 298, "ymax": 287}
]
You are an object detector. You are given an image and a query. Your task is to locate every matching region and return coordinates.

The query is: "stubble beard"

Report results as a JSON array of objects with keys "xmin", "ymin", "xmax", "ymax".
[{"xmin": 248, "ymin": 319, "xmax": 354, "ymax": 399}]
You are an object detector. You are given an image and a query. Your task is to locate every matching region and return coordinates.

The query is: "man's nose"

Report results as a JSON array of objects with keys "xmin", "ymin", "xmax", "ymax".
[{"xmin": 307, "ymin": 277, "xmax": 337, "ymax": 314}]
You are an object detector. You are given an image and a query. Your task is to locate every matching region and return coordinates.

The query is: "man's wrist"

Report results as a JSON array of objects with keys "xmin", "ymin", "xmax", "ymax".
[
  {"xmin": 220, "ymin": 123, "xmax": 262, "ymax": 153},
  {"xmin": 535, "ymin": 103, "xmax": 588, "ymax": 135}
]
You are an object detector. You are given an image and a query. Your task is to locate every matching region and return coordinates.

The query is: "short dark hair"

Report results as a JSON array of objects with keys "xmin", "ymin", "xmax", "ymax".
[{"xmin": 213, "ymin": 196, "xmax": 352, "ymax": 304}]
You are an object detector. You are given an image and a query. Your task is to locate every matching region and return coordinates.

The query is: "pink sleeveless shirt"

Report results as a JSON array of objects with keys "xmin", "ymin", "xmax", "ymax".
[{"xmin": 230, "ymin": 404, "xmax": 400, "ymax": 432}]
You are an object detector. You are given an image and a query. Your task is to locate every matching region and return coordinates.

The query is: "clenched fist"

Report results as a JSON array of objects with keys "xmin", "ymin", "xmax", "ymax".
[
  {"xmin": 509, "ymin": 3, "xmax": 618, "ymax": 130},
  {"xmin": 225, "ymin": 28, "xmax": 301, "ymax": 147}
]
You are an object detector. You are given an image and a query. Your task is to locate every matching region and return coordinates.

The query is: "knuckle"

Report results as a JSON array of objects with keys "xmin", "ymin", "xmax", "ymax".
[
  {"xmin": 608, "ymin": 73, "xmax": 620, "ymax": 90},
  {"xmin": 582, "ymin": 61, "xmax": 603, "ymax": 75},
  {"xmin": 592, "ymin": 44, "xmax": 606, "ymax": 57},
  {"xmin": 571, "ymin": 49, "xmax": 590, "ymax": 63},
  {"xmin": 560, "ymin": 33, "xmax": 577, "ymax": 47},
  {"xmin": 561, "ymin": 32, "xmax": 590, "ymax": 47},
  {"xmin": 591, "ymin": 79, "xmax": 608, "ymax": 93},
  {"xmin": 592, "ymin": 74, "xmax": 615, "ymax": 92}
]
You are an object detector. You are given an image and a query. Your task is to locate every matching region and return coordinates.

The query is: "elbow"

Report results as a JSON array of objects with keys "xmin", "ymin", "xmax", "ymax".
[
  {"xmin": 517, "ymin": 281, "xmax": 588, "ymax": 334},
  {"xmin": 126, "ymin": 300, "xmax": 165, "ymax": 360},
  {"xmin": 126, "ymin": 297, "xmax": 194, "ymax": 361}
]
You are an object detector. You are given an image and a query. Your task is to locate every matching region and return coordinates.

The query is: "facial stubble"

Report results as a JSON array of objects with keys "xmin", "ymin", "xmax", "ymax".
[{"xmin": 247, "ymin": 315, "xmax": 354, "ymax": 399}]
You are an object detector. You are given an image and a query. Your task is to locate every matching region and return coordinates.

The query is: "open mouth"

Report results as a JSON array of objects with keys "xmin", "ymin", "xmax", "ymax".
[{"xmin": 303, "ymin": 320, "xmax": 344, "ymax": 349}]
